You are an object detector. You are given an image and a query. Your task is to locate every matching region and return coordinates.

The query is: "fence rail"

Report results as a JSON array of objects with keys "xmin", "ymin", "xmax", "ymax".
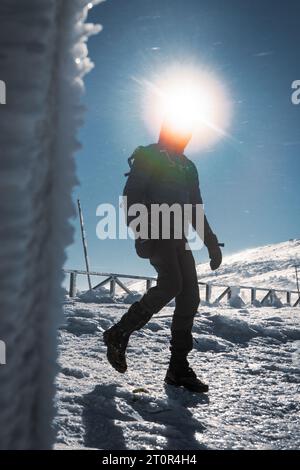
[{"xmin": 64, "ymin": 269, "xmax": 300, "ymax": 307}]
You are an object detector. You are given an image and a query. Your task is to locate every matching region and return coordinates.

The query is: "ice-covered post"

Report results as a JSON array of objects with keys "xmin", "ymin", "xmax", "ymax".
[
  {"xmin": 270, "ymin": 289, "xmax": 275, "ymax": 305},
  {"xmin": 110, "ymin": 276, "xmax": 116, "ymax": 297},
  {"xmin": 78, "ymin": 199, "xmax": 92, "ymax": 290},
  {"xmin": 0, "ymin": 0, "xmax": 102, "ymax": 450},
  {"xmin": 251, "ymin": 288, "xmax": 256, "ymax": 305},
  {"xmin": 294, "ymin": 266, "xmax": 300, "ymax": 306},
  {"xmin": 205, "ymin": 284, "xmax": 212, "ymax": 303},
  {"xmin": 69, "ymin": 272, "xmax": 77, "ymax": 298}
]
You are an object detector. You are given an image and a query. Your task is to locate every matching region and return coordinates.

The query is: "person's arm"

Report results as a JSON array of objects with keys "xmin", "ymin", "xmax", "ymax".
[{"xmin": 189, "ymin": 165, "xmax": 222, "ymax": 270}]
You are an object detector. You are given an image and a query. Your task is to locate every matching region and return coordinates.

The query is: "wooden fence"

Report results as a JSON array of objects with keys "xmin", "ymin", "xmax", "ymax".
[{"xmin": 64, "ymin": 269, "xmax": 300, "ymax": 307}]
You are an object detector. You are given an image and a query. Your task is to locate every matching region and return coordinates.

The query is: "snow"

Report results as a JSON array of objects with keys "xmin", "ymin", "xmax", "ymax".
[
  {"xmin": 0, "ymin": 0, "xmax": 101, "ymax": 449},
  {"xmin": 56, "ymin": 297, "xmax": 300, "ymax": 449},
  {"xmin": 56, "ymin": 240, "xmax": 300, "ymax": 449}
]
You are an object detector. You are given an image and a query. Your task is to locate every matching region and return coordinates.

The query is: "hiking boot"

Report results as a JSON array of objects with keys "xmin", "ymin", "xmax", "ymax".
[
  {"xmin": 103, "ymin": 302, "xmax": 152, "ymax": 373},
  {"xmin": 103, "ymin": 325, "xmax": 129, "ymax": 373},
  {"xmin": 165, "ymin": 366, "xmax": 209, "ymax": 393}
]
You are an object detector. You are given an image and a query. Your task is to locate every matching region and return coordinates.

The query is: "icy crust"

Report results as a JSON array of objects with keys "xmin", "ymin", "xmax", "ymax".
[
  {"xmin": 0, "ymin": 0, "xmax": 101, "ymax": 449},
  {"xmin": 55, "ymin": 301, "xmax": 300, "ymax": 450}
]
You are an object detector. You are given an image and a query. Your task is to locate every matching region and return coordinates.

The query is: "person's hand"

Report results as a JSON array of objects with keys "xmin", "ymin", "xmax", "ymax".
[
  {"xmin": 206, "ymin": 234, "xmax": 222, "ymax": 270},
  {"xmin": 208, "ymin": 244, "xmax": 222, "ymax": 271}
]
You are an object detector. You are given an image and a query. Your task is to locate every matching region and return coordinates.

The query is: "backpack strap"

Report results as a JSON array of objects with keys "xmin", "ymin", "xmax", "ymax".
[
  {"xmin": 124, "ymin": 155, "xmax": 135, "ymax": 177},
  {"xmin": 124, "ymin": 146, "xmax": 144, "ymax": 177}
]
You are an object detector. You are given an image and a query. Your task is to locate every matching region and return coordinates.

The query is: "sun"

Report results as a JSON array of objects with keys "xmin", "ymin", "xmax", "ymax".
[
  {"xmin": 162, "ymin": 83, "xmax": 213, "ymax": 134},
  {"xmin": 142, "ymin": 65, "xmax": 232, "ymax": 152}
]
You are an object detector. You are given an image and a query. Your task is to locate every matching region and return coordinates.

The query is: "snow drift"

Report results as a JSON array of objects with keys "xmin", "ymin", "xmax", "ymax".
[{"xmin": 0, "ymin": 0, "xmax": 101, "ymax": 449}]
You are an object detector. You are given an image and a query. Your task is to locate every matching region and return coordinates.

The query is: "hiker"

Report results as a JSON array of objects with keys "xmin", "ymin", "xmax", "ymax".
[{"xmin": 103, "ymin": 122, "xmax": 222, "ymax": 393}]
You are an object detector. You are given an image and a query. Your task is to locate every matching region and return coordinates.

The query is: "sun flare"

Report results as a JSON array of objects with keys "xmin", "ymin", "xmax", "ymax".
[{"xmin": 142, "ymin": 65, "xmax": 232, "ymax": 152}]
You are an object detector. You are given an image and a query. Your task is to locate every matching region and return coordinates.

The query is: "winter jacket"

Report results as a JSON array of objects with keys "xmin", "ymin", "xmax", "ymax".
[{"xmin": 123, "ymin": 144, "xmax": 217, "ymax": 248}]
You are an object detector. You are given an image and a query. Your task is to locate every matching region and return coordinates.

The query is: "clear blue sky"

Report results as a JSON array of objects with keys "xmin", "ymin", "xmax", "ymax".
[{"xmin": 65, "ymin": 0, "xmax": 300, "ymax": 289}]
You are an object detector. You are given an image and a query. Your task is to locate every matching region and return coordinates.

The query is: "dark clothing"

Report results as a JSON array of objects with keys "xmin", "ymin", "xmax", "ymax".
[
  {"xmin": 123, "ymin": 144, "xmax": 216, "ymax": 246},
  {"xmin": 140, "ymin": 238, "xmax": 199, "ymax": 332},
  {"xmin": 140, "ymin": 238, "xmax": 200, "ymax": 368},
  {"xmin": 118, "ymin": 143, "xmax": 219, "ymax": 371},
  {"xmin": 117, "ymin": 238, "xmax": 200, "ymax": 369},
  {"xmin": 115, "ymin": 238, "xmax": 199, "ymax": 369}
]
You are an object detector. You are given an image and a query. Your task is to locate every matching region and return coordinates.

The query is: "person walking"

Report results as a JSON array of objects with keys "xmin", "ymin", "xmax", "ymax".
[{"xmin": 103, "ymin": 123, "xmax": 222, "ymax": 393}]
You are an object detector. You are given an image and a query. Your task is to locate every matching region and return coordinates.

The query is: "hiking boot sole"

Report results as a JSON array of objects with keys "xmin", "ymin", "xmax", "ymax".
[{"xmin": 164, "ymin": 376, "xmax": 209, "ymax": 394}]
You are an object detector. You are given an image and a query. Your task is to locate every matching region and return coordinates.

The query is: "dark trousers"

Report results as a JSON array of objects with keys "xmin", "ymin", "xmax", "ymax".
[{"xmin": 139, "ymin": 239, "xmax": 200, "ymax": 366}]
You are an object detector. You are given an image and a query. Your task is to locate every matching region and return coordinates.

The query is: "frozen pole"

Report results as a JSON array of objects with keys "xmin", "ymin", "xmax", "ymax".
[
  {"xmin": 77, "ymin": 199, "xmax": 92, "ymax": 290},
  {"xmin": 295, "ymin": 265, "xmax": 300, "ymax": 296}
]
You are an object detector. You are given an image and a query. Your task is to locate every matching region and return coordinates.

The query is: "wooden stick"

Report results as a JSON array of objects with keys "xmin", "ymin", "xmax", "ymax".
[{"xmin": 77, "ymin": 199, "xmax": 92, "ymax": 290}]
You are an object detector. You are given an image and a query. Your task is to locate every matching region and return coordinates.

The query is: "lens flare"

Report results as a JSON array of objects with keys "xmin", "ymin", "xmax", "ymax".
[
  {"xmin": 142, "ymin": 65, "xmax": 233, "ymax": 153},
  {"xmin": 162, "ymin": 84, "xmax": 212, "ymax": 133}
]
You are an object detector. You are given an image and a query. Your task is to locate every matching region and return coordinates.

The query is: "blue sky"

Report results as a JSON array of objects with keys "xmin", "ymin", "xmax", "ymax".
[{"xmin": 65, "ymin": 0, "xmax": 300, "ymax": 289}]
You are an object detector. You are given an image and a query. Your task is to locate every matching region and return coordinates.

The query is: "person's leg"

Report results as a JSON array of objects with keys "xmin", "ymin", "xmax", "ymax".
[
  {"xmin": 169, "ymin": 241, "xmax": 200, "ymax": 372},
  {"xmin": 115, "ymin": 239, "xmax": 183, "ymax": 332},
  {"xmin": 140, "ymin": 239, "xmax": 183, "ymax": 313},
  {"xmin": 165, "ymin": 242, "xmax": 208, "ymax": 392},
  {"xmin": 103, "ymin": 239, "xmax": 183, "ymax": 372}
]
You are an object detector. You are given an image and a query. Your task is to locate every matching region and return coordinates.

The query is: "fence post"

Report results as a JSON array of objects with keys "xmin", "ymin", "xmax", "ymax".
[
  {"xmin": 110, "ymin": 277, "xmax": 116, "ymax": 298},
  {"xmin": 146, "ymin": 279, "xmax": 152, "ymax": 291},
  {"xmin": 227, "ymin": 287, "xmax": 232, "ymax": 301},
  {"xmin": 251, "ymin": 288, "xmax": 256, "ymax": 305},
  {"xmin": 69, "ymin": 272, "xmax": 77, "ymax": 298},
  {"xmin": 261, "ymin": 289, "xmax": 272, "ymax": 305},
  {"xmin": 293, "ymin": 296, "xmax": 300, "ymax": 307},
  {"xmin": 205, "ymin": 284, "xmax": 211, "ymax": 303},
  {"xmin": 286, "ymin": 291, "xmax": 291, "ymax": 306}
]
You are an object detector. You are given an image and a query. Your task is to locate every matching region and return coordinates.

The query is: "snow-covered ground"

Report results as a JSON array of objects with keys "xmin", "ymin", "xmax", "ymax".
[
  {"xmin": 55, "ymin": 302, "xmax": 300, "ymax": 450},
  {"xmin": 55, "ymin": 240, "xmax": 300, "ymax": 449}
]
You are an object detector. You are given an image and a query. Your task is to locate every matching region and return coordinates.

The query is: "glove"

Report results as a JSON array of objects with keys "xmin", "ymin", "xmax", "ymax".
[
  {"xmin": 208, "ymin": 245, "xmax": 222, "ymax": 271},
  {"xmin": 206, "ymin": 234, "xmax": 222, "ymax": 271}
]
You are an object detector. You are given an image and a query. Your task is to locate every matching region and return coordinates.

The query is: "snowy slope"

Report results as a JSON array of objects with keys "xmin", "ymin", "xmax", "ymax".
[
  {"xmin": 117, "ymin": 240, "xmax": 300, "ymax": 303},
  {"xmin": 196, "ymin": 239, "xmax": 300, "ymax": 291},
  {"xmin": 55, "ymin": 297, "xmax": 300, "ymax": 450}
]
